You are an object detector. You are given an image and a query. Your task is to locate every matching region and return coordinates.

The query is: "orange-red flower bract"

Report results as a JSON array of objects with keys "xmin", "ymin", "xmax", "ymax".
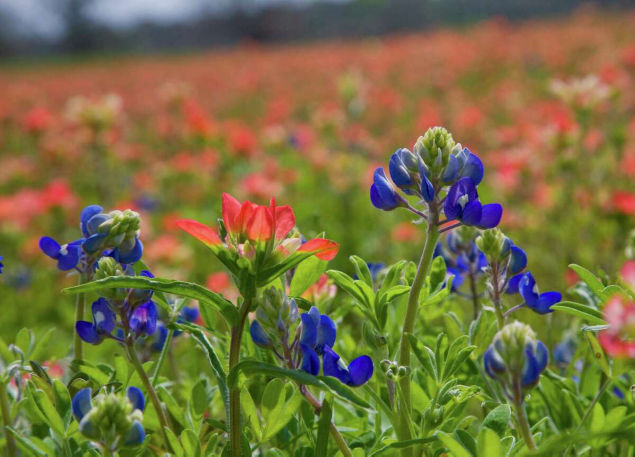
[{"xmin": 175, "ymin": 193, "xmax": 338, "ymax": 282}]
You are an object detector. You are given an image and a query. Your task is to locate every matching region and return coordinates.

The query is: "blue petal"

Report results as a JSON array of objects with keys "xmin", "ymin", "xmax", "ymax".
[
  {"xmin": 461, "ymin": 200, "xmax": 482, "ymax": 226},
  {"xmin": 139, "ymin": 270, "xmax": 154, "ymax": 278},
  {"xmin": 535, "ymin": 341, "xmax": 549, "ymax": 372},
  {"xmin": 126, "ymin": 386, "xmax": 145, "ymax": 412},
  {"xmin": 300, "ymin": 313, "xmax": 318, "ymax": 347},
  {"xmin": 123, "ymin": 421, "xmax": 145, "ymax": 446},
  {"xmin": 372, "ymin": 168, "xmax": 404, "ymax": 211},
  {"xmin": 347, "ymin": 355, "xmax": 373, "ymax": 387},
  {"xmin": 447, "ymin": 267, "xmax": 465, "ymax": 291},
  {"xmin": 420, "ymin": 174, "xmax": 435, "ymax": 202},
  {"xmin": 389, "ymin": 149, "xmax": 414, "ymax": 188},
  {"xmin": 316, "ymin": 315, "xmax": 337, "ymax": 350},
  {"xmin": 483, "ymin": 347, "xmax": 505, "ymax": 379},
  {"xmin": 534, "ymin": 291, "xmax": 561, "ymax": 314},
  {"xmin": 92, "ymin": 298, "xmax": 116, "ymax": 333},
  {"xmin": 322, "ymin": 346, "xmax": 350, "ymax": 385},
  {"xmin": 80, "ymin": 205, "xmax": 103, "ymax": 237},
  {"xmin": 519, "ymin": 272, "xmax": 539, "ymax": 308},
  {"xmin": 86, "ymin": 213, "xmax": 109, "ymax": 235},
  {"xmin": 152, "ymin": 324, "xmax": 168, "ymax": 351},
  {"xmin": 84, "ymin": 233, "xmax": 107, "ymax": 254},
  {"xmin": 118, "ymin": 239, "xmax": 143, "ymax": 264},
  {"xmin": 72, "ymin": 388, "xmax": 92, "ymax": 420},
  {"xmin": 442, "ymin": 154, "xmax": 459, "ymax": 183},
  {"xmin": 180, "ymin": 306, "xmax": 199, "ymax": 323},
  {"xmin": 250, "ymin": 320, "xmax": 272, "ymax": 347},
  {"xmin": 521, "ymin": 345, "xmax": 541, "ymax": 387},
  {"xmin": 476, "ymin": 204, "xmax": 503, "ymax": 229},
  {"xmin": 39, "ymin": 236, "xmax": 61, "ymax": 259},
  {"xmin": 506, "ymin": 273, "xmax": 524, "ymax": 294},
  {"xmin": 76, "ymin": 321, "xmax": 101, "ymax": 344},
  {"xmin": 508, "ymin": 246, "xmax": 527, "ymax": 275},
  {"xmin": 444, "ymin": 177, "xmax": 477, "ymax": 220},
  {"xmin": 130, "ymin": 302, "xmax": 158, "ymax": 336},
  {"xmin": 57, "ymin": 244, "xmax": 81, "ymax": 271},
  {"xmin": 300, "ymin": 343, "xmax": 320, "ymax": 376},
  {"xmin": 460, "ymin": 149, "xmax": 484, "ymax": 185}
]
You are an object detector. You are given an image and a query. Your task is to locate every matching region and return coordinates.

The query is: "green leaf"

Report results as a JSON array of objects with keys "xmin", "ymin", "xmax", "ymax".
[
  {"xmin": 28, "ymin": 382, "xmax": 65, "ymax": 435},
  {"xmin": 406, "ymin": 333, "xmax": 438, "ymax": 382},
  {"xmin": 30, "ymin": 328, "xmax": 56, "ymax": 360},
  {"xmin": 228, "ymin": 361, "xmax": 323, "ymax": 389},
  {"xmin": 590, "ymin": 402, "xmax": 605, "ymax": 432},
  {"xmin": 52, "ymin": 379, "xmax": 72, "ymax": 429},
  {"xmin": 290, "ymin": 255, "xmax": 328, "ymax": 297},
  {"xmin": 64, "ymin": 276, "xmax": 239, "ymax": 326},
  {"xmin": 477, "ymin": 427, "xmax": 502, "ymax": 457},
  {"xmin": 315, "ymin": 398, "xmax": 332, "ymax": 457},
  {"xmin": 568, "ymin": 264, "xmax": 604, "ymax": 298},
  {"xmin": 583, "ymin": 330, "xmax": 611, "ymax": 377},
  {"xmin": 350, "ymin": 255, "xmax": 373, "ymax": 287},
  {"xmin": 240, "ymin": 387, "xmax": 262, "ymax": 441},
  {"xmin": 326, "ymin": 270, "xmax": 367, "ymax": 306},
  {"xmin": 6, "ymin": 427, "xmax": 48, "ymax": 456},
  {"xmin": 164, "ymin": 427, "xmax": 185, "ymax": 457},
  {"xmin": 482, "ymin": 405, "xmax": 511, "ymax": 437},
  {"xmin": 158, "ymin": 386, "xmax": 188, "ymax": 428},
  {"xmin": 551, "ymin": 301, "xmax": 605, "ymax": 325},
  {"xmin": 181, "ymin": 429, "xmax": 202, "ymax": 457},
  {"xmin": 261, "ymin": 381, "xmax": 302, "ymax": 440},
  {"xmin": 437, "ymin": 431, "xmax": 473, "ymax": 457},
  {"xmin": 368, "ymin": 437, "xmax": 436, "ymax": 456},
  {"xmin": 317, "ymin": 376, "xmax": 371, "ymax": 409},
  {"xmin": 15, "ymin": 328, "xmax": 32, "ymax": 356},
  {"xmin": 428, "ymin": 255, "xmax": 447, "ymax": 294}
]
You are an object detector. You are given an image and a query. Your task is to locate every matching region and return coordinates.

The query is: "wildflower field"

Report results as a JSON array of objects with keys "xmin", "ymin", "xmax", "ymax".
[{"xmin": 0, "ymin": 8, "xmax": 634, "ymax": 457}]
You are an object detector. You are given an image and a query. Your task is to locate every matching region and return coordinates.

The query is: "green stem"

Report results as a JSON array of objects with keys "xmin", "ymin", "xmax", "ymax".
[
  {"xmin": 125, "ymin": 342, "xmax": 173, "ymax": 452},
  {"xmin": 513, "ymin": 400, "xmax": 536, "ymax": 451},
  {"xmin": 73, "ymin": 273, "xmax": 87, "ymax": 364},
  {"xmin": 229, "ymin": 300, "xmax": 252, "ymax": 457},
  {"xmin": 300, "ymin": 386, "xmax": 353, "ymax": 457},
  {"xmin": 152, "ymin": 328, "xmax": 175, "ymax": 386},
  {"xmin": 0, "ymin": 382, "xmax": 18, "ymax": 457},
  {"xmin": 468, "ymin": 270, "xmax": 480, "ymax": 320},
  {"xmin": 397, "ymin": 216, "xmax": 440, "ymax": 454}
]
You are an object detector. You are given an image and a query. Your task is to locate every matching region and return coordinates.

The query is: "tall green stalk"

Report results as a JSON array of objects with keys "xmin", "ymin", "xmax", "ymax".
[
  {"xmin": 228, "ymin": 299, "xmax": 252, "ymax": 457},
  {"xmin": 513, "ymin": 399, "xmax": 536, "ymax": 451},
  {"xmin": 396, "ymin": 210, "xmax": 440, "ymax": 453},
  {"xmin": 125, "ymin": 340, "xmax": 173, "ymax": 452}
]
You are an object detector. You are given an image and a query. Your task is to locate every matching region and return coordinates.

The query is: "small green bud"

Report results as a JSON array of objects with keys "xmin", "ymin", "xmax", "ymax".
[
  {"xmin": 476, "ymin": 228, "xmax": 508, "ymax": 262},
  {"xmin": 415, "ymin": 127, "xmax": 456, "ymax": 172},
  {"xmin": 94, "ymin": 257, "xmax": 124, "ymax": 280}
]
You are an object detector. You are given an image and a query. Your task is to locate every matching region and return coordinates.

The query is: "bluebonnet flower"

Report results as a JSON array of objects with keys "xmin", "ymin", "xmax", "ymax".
[
  {"xmin": 484, "ymin": 321, "xmax": 548, "ymax": 401},
  {"xmin": 299, "ymin": 307, "xmax": 373, "ymax": 387},
  {"xmin": 72, "ymin": 387, "xmax": 145, "ymax": 448},
  {"xmin": 370, "ymin": 127, "xmax": 502, "ymax": 234},
  {"xmin": 76, "ymin": 258, "xmax": 158, "ymax": 346},
  {"xmin": 40, "ymin": 204, "xmax": 144, "ymax": 274},
  {"xmin": 444, "ymin": 178, "xmax": 503, "ymax": 229},
  {"xmin": 76, "ymin": 298, "xmax": 117, "ymax": 344},
  {"xmin": 519, "ymin": 272, "xmax": 562, "ymax": 314},
  {"xmin": 0, "ymin": 255, "xmax": 3, "ymax": 274},
  {"xmin": 370, "ymin": 168, "xmax": 408, "ymax": 211},
  {"xmin": 39, "ymin": 237, "xmax": 82, "ymax": 271},
  {"xmin": 435, "ymin": 229, "xmax": 487, "ymax": 292},
  {"xmin": 249, "ymin": 289, "xmax": 373, "ymax": 387}
]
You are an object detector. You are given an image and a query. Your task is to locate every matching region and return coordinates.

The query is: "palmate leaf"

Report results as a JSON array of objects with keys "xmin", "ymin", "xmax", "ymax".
[
  {"xmin": 63, "ymin": 275, "xmax": 239, "ymax": 326},
  {"xmin": 227, "ymin": 360, "xmax": 370, "ymax": 409}
]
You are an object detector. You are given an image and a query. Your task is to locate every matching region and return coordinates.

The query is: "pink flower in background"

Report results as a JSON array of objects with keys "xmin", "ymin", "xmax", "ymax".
[{"xmin": 599, "ymin": 295, "xmax": 635, "ymax": 358}]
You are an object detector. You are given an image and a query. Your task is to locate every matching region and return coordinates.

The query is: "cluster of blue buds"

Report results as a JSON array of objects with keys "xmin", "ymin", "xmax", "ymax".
[
  {"xmin": 371, "ymin": 127, "xmax": 502, "ymax": 231},
  {"xmin": 72, "ymin": 387, "xmax": 145, "ymax": 450},
  {"xmin": 435, "ymin": 226, "xmax": 487, "ymax": 291},
  {"xmin": 75, "ymin": 257, "xmax": 157, "ymax": 345},
  {"xmin": 39, "ymin": 205, "xmax": 143, "ymax": 273},
  {"xmin": 484, "ymin": 321, "xmax": 548, "ymax": 402},
  {"xmin": 249, "ymin": 288, "xmax": 373, "ymax": 387}
]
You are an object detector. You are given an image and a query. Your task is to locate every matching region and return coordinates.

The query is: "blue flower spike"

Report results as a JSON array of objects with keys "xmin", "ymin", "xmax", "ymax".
[{"xmin": 519, "ymin": 272, "xmax": 562, "ymax": 314}]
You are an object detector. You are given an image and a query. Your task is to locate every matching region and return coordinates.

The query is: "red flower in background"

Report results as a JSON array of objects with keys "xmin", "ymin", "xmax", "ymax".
[
  {"xmin": 598, "ymin": 295, "xmax": 635, "ymax": 359},
  {"xmin": 612, "ymin": 191, "xmax": 635, "ymax": 216}
]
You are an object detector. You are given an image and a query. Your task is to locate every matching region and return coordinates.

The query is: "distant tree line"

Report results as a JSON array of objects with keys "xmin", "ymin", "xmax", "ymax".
[{"xmin": 0, "ymin": 0, "xmax": 632, "ymax": 58}]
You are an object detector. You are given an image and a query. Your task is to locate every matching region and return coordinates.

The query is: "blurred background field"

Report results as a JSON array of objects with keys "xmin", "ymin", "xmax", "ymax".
[{"xmin": 0, "ymin": 2, "xmax": 633, "ymax": 351}]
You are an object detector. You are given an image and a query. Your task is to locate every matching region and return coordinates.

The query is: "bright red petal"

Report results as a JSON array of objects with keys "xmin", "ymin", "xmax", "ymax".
[
  {"xmin": 235, "ymin": 200, "xmax": 258, "ymax": 235},
  {"xmin": 298, "ymin": 238, "xmax": 339, "ymax": 261},
  {"xmin": 222, "ymin": 193, "xmax": 242, "ymax": 235},
  {"xmin": 274, "ymin": 206, "xmax": 295, "ymax": 240},
  {"xmin": 175, "ymin": 219, "xmax": 221, "ymax": 248},
  {"xmin": 246, "ymin": 206, "xmax": 274, "ymax": 242}
]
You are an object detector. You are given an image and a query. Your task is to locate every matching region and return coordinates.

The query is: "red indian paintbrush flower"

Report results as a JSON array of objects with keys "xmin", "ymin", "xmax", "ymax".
[{"xmin": 176, "ymin": 193, "xmax": 338, "ymax": 287}]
